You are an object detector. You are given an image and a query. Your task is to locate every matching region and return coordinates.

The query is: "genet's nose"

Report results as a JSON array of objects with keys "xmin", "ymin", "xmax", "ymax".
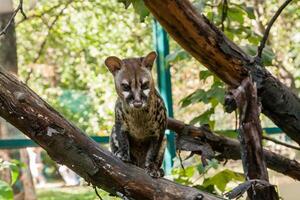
[{"xmin": 133, "ymin": 101, "xmax": 143, "ymax": 108}]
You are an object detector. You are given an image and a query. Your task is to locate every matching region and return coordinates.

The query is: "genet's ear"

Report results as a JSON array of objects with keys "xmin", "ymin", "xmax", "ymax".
[
  {"xmin": 142, "ymin": 51, "xmax": 157, "ymax": 70},
  {"xmin": 104, "ymin": 56, "xmax": 123, "ymax": 75}
]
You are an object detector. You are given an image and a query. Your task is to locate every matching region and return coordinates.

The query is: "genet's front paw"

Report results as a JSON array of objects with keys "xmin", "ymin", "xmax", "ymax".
[
  {"xmin": 115, "ymin": 151, "xmax": 131, "ymax": 163},
  {"xmin": 145, "ymin": 163, "xmax": 164, "ymax": 178}
]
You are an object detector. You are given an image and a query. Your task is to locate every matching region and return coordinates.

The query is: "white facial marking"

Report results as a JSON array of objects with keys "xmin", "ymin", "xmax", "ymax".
[
  {"xmin": 122, "ymin": 80, "xmax": 129, "ymax": 85},
  {"xmin": 143, "ymin": 89, "xmax": 150, "ymax": 96},
  {"xmin": 122, "ymin": 91, "xmax": 130, "ymax": 98},
  {"xmin": 142, "ymin": 78, "xmax": 148, "ymax": 84}
]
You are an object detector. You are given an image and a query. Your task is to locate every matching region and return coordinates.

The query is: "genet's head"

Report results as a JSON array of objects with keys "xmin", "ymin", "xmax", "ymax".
[{"xmin": 105, "ymin": 52, "xmax": 157, "ymax": 109}]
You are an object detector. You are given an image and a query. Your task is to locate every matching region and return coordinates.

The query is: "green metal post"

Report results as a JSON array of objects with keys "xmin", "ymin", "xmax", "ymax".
[{"xmin": 152, "ymin": 20, "xmax": 176, "ymax": 174}]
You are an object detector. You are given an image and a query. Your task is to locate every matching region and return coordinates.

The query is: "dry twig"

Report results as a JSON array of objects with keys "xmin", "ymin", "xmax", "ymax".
[{"xmin": 0, "ymin": 0, "xmax": 27, "ymax": 36}]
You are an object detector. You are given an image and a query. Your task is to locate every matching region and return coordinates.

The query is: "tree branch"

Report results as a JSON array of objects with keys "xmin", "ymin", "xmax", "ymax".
[
  {"xmin": 24, "ymin": 0, "xmax": 73, "ymax": 84},
  {"xmin": 0, "ymin": 66, "xmax": 299, "ymax": 198},
  {"xmin": 263, "ymin": 135, "xmax": 300, "ymax": 151},
  {"xmin": 143, "ymin": 0, "xmax": 300, "ymax": 146},
  {"xmin": 255, "ymin": 0, "xmax": 294, "ymax": 60},
  {"xmin": 0, "ymin": 0, "xmax": 26, "ymax": 36},
  {"xmin": 221, "ymin": 0, "xmax": 228, "ymax": 32},
  {"xmin": 224, "ymin": 77, "xmax": 278, "ymax": 199},
  {"xmin": 167, "ymin": 118, "xmax": 300, "ymax": 181},
  {"xmin": 0, "ymin": 69, "xmax": 222, "ymax": 200},
  {"xmin": 16, "ymin": 3, "xmax": 62, "ymax": 25}
]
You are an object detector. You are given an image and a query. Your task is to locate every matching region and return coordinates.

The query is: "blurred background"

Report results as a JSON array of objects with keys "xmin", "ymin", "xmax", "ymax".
[{"xmin": 0, "ymin": 0, "xmax": 299, "ymax": 199}]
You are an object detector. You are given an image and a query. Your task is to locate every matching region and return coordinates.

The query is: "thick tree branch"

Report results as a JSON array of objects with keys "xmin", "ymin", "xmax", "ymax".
[
  {"xmin": 143, "ymin": 0, "xmax": 300, "ymax": 146},
  {"xmin": 0, "ymin": 0, "xmax": 26, "ymax": 36},
  {"xmin": 0, "ymin": 69, "xmax": 222, "ymax": 200},
  {"xmin": 167, "ymin": 118, "xmax": 300, "ymax": 181},
  {"xmin": 0, "ymin": 66, "xmax": 299, "ymax": 199}
]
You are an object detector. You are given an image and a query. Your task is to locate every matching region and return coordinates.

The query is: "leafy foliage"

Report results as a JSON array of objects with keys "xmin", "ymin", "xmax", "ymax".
[
  {"xmin": 201, "ymin": 169, "xmax": 244, "ymax": 193},
  {"xmin": 118, "ymin": 0, "xmax": 149, "ymax": 21},
  {"xmin": 0, "ymin": 159, "xmax": 23, "ymax": 200},
  {"xmin": 0, "ymin": 180, "xmax": 13, "ymax": 200},
  {"xmin": 172, "ymin": 158, "xmax": 244, "ymax": 195},
  {"xmin": 17, "ymin": 0, "xmax": 153, "ymax": 135}
]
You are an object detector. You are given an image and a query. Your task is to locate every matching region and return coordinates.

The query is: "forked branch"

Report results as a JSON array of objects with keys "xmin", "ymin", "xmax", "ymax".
[
  {"xmin": 256, "ymin": 0, "xmax": 294, "ymax": 60},
  {"xmin": 0, "ymin": 0, "xmax": 26, "ymax": 36}
]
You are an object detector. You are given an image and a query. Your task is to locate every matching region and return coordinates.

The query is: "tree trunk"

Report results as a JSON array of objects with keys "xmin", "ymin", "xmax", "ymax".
[
  {"xmin": 224, "ymin": 78, "xmax": 278, "ymax": 200},
  {"xmin": 143, "ymin": 0, "xmax": 300, "ymax": 145},
  {"xmin": 0, "ymin": 69, "xmax": 221, "ymax": 200}
]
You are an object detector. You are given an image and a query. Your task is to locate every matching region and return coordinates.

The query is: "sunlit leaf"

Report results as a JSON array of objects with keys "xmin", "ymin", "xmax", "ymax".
[
  {"xmin": 190, "ymin": 108, "xmax": 214, "ymax": 125},
  {"xmin": 199, "ymin": 70, "xmax": 212, "ymax": 81},
  {"xmin": 118, "ymin": 0, "xmax": 131, "ymax": 9},
  {"xmin": 227, "ymin": 6, "xmax": 245, "ymax": 24},
  {"xmin": 0, "ymin": 180, "xmax": 13, "ymax": 200},
  {"xmin": 131, "ymin": 0, "xmax": 150, "ymax": 22},
  {"xmin": 166, "ymin": 49, "xmax": 190, "ymax": 64},
  {"xmin": 202, "ymin": 169, "xmax": 244, "ymax": 192}
]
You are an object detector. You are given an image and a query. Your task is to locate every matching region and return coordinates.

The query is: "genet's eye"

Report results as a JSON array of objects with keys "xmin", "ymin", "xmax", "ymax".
[
  {"xmin": 141, "ymin": 82, "xmax": 149, "ymax": 90},
  {"xmin": 121, "ymin": 83, "xmax": 131, "ymax": 91}
]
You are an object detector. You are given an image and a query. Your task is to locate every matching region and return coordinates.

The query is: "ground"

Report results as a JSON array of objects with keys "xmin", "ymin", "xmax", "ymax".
[{"xmin": 37, "ymin": 185, "xmax": 120, "ymax": 200}]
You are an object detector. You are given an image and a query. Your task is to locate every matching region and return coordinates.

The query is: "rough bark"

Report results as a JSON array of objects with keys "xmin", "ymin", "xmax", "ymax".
[
  {"xmin": 0, "ymin": 69, "xmax": 222, "ymax": 200},
  {"xmin": 167, "ymin": 118, "xmax": 300, "ymax": 181},
  {"xmin": 143, "ymin": 0, "xmax": 300, "ymax": 145},
  {"xmin": 224, "ymin": 77, "xmax": 278, "ymax": 200}
]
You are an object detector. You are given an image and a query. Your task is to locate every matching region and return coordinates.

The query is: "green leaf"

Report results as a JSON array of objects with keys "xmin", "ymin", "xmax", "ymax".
[
  {"xmin": 207, "ymin": 159, "xmax": 219, "ymax": 169},
  {"xmin": 0, "ymin": 180, "xmax": 13, "ymax": 200},
  {"xmin": 199, "ymin": 70, "xmax": 212, "ymax": 81},
  {"xmin": 227, "ymin": 6, "xmax": 245, "ymax": 24},
  {"xmin": 9, "ymin": 164, "xmax": 19, "ymax": 185},
  {"xmin": 131, "ymin": 0, "xmax": 150, "ymax": 22},
  {"xmin": 194, "ymin": 184, "xmax": 216, "ymax": 194},
  {"xmin": 172, "ymin": 166, "xmax": 195, "ymax": 186},
  {"xmin": 190, "ymin": 108, "xmax": 214, "ymax": 125},
  {"xmin": 202, "ymin": 169, "xmax": 244, "ymax": 192},
  {"xmin": 166, "ymin": 49, "xmax": 190, "ymax": 63},
  {"xmin": 118, "ymin": 0, "xmax": 131, "ymax": 9},
  {"xmin": 0, "ymin": 160, "xmax": 20, "ymax": 185},
  {"xmin": 196, "ymin": 159, "xmax": 219, "ymax": 174},
  {"xmin": 180, "ymin": 89, "xmax": 206, "ymax": 108},
  {"xmin": 245, "ymin": 6, "xmax": 255, "ymax": 19},
  {"xmin": 215, "ymin": 130, "xmax": 238, "ymax": 138}
]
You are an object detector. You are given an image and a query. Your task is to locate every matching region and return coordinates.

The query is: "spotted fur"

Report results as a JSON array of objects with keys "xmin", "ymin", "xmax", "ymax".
[{"xmin": 105, "ymin": 52, "xmax": 167, "ymax": 178}]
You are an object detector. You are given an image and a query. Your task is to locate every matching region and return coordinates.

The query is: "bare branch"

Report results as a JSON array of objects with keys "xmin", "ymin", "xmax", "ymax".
[
  {"xmin": 263, "ymin": 135, "xmax": 300, "ymax": 151},
  {"xmin": 16, "ymin": 3, "xmax": 62, "ymax": 25},
  {"xmin": 0, "ymin": 0, "xmax": 27, "ymax": 36},
  {"xmin": 256, "ymin": 0, "xmax": 294, "ymax": 60},
  {"xmin": 225, "ymin": 179, "xmax": 276, "ymax": 199},
  {"xmin": 24, "ymin": 0, "xmax": 73, "ymax": 84},
  {"xmin": 221, "ymin": 0, "xmax": 228, "ymax": 31}
]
